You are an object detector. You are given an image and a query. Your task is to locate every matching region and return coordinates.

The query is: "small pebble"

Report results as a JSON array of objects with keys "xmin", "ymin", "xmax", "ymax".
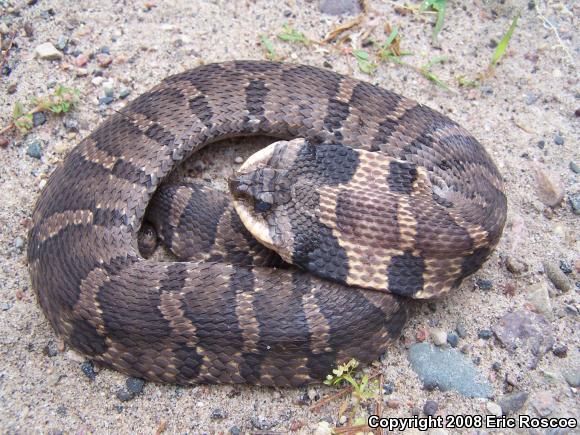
[
  {"xmin": 43, "ymin": 341, "xmax": 59, "ymax": 357},
  {"xmin": 7, "ymin": 83, "xmax": 17, "ymax": 94},
  {"xmin": 80, "ymin": 360, "xmax": 96, "ymax": 380},
  {"xmin": 2, "ymin": 302, "xmax": 12, "ymax": 311},
  {"xmin": 23, "ymin": 22, "xmax": 34, "ymax": 37},
  {"xmin": 544, "ymin": 262, "xmax": 573, "ymax": 292},
  {"xmin": 99, "ymin": 96, "xmax": 114, "ymax": 105},
  {"xmin": 569, "ymin": 194, "xmax": 580, "ymax": 216},
  {"xmin": 460, "ymin": 344, "xmax": 471, "ymax": 354},
  {"xmin": 119, "ymin": 86, "xmax": 131, "ymax": 99},
  {"xmin": 14, "ymin": 236, "xmax": 24, "ymax": 252},
  {"xmin": 505, "ymin": 257, "xmax": 527, "ymax": 274},
  {"xmin": 423, "ymin": 400, "xmax": 438, "ymax": 416},
  {"xmin": 486, "ymin": 401, "xmax": 502, "ymax": 417},
  {"xmin": 569, "ymin": 161, "xmax": 580, "ymax": 174},
  {"xmin": 481, "ymin": 85, "xmax": 493, "ymax": 95},
  {"xmin": 537, "ymin": 140, "xmax": 545, "ymax": 149},
  {"xmin": 430, "ymin": 328, "xmax": 447, "ymax": 346},
  {"xmin": 126, "ymin": 377, "xmax": 145, "ymax": 395},
  {"xmin": 446, "ymin": 333, "xmax": 459, "ymax": 348},
  {"xmin": 32, "ymin": 111, "xmax": 47, "ymax": 127},
  {"xmin": 386, "ymin": 399, "xmax": 400, "ymax": 409},
  {"xmin": 116, "ymin": 389, "xmax": 134, "ymax": 402},
  {"xmin": 492, "ymin": 362, "xmax": 501, "ymax": 371},
  {"xmin": 535, "ymin": 169, "xmax": 564, "ymax": 207},
  {"xmin": 27, "ymin": 140, "xmax": 42, "ymax": 159},
  {"xmin": 476, "ymin": 278, "xmax": 492, "ymax": 290},
  {"xmin": 472, "ymin": 356, "xmax": 481, "ymax": 365},
  {"xmin": 563, "ymin": 369, "xmax": 580, "ymax": 387},
  {"xmin": 35, "ymin": 42, "xmax": 62, "ymax": 60},
  {"xmin": 559, "ymin": 260, "xmax": 572, "ymax": 274},
  {"xmin": 526, "ymin": 282, "xmax": 552, "ymax": 318},
  {"xmin": 55, "ymin": 35, "xmax": 68, "ymax": 51},
  {"xmin": 63, "ymin": 118, "xmax": 78, "ymax": 132},
  {"xmin": 524, "ymin": 93, "xmax": 538, "ymax": 105},
  {"xmin": 211, "ymin": 408, "xmax": 227, "ymax": 420},
  {"xmin": 383, "ymin": 381, "xmax": 395, "ymax": 395},
  {"xmin": 553, "ymin": 134, "xmax": 564, "ymax": 145},
  {"xmin": 96, "ymin": 54, "xmax": 112, "ymax": 68},
  {"xmin": 229, "ymin": 427, "xmax": 241, "ymax": 435},
  {"xmin": 531, "ymin": 391, "xmax": 555, "ymax": 417},
  {"xmin": 478, "ymin": 329, "xmax": 492, "ymax": 340},
  {"xmin": 455, "ymin": 322, "xmax": 467, "ymax": 338},
  {"xmin": 91, "ymin": 76, "xmax": 104, "ymax": 86},
  {"xmin": 499, "ymin": 391, "xmax": 528, "ymax": 415},
  {"xmin": 552, "ymin": 345, "xmax": 567, "ymax": 358},
  {"xmin": 74, "ymin": 54, "xmax": 88, "ymax": 67},
  {"xmin": 234, "ymin": 156, "xmax": 244, "ymax": 164}
]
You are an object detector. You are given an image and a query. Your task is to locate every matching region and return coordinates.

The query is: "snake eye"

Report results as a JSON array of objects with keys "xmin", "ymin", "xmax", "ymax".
[{"xmin": 254, "ymin": 200, "xmax": 272, "ymax": 213}]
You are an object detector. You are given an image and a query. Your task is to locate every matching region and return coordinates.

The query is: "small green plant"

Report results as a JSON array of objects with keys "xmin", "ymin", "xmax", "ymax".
[
  {"xmin": 420, "ymin": 56, "xmax": 451, "ymax": 90},
  {"xmin": 490, "ymin": 12, "xmax": 520, "ymax": 67},
  {"xmin": 1, "ymin": 85, "xmax": 80, "ymax": 136},
  {"xmin": 277, "ymin": 23, "xmax": 309, "ymax": 44},
  {"xmin": 352, "ymin": 49, "xmax": 377, "ymax": 75},
  {"xmin": 324, "ymin": 358, "xmax": 379, "ymax": 403},
  {"xmin": 420, "ymin": 0, "xmax": 447, "ymax": 45},
  {"xmin": 260, "ymin": 35, "xmax": 278, "ymax": 60},
  {"xmin": 378, "ymin": 25, "xmax": 413, "ymax": 63}
]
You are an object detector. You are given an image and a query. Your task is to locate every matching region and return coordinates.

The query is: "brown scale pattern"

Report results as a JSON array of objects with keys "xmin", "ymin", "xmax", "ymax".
[{"xmin": 27, "ymin": 61, "xmax": 506, "ymax": 386}]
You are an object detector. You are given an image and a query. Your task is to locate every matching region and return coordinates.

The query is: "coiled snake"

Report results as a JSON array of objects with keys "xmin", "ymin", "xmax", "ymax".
[{"xmin": 28, "ymin": 61, "xmax": 507, "ymax": 386}]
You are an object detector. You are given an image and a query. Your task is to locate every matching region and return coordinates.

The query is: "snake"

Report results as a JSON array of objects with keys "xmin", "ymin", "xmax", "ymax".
[{"xmin": 27, "ymin": 61, "xmax": 507, "ymax": 387}]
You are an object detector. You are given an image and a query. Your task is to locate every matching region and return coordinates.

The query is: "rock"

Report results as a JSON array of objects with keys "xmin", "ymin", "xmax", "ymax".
[
  {"xmin": 478, "ymin": 329, "xmax": 492, "ymax": 340},
  {"xmin": 96, "ymin": 53, "xmax": 112, "ymax": 68},
  {"xmin": 563, "ymin": 369, "xmax": 580, "ymax": 387},
  {"xmin": 408, "ymin": 343, "xmax": 492, "ymax": 398},
  {"xmin": 526, "ymin": 282, "xmax": 552, "ymax": 318},
  {"xmin": 570, "ymin": 193, "xmax": 580, "ymax": 215},
  {"xmin": 23, "ymin": 22, "xmax": 34, "ymax": 37},
  {"xmin": 99, "ymin": 96, "xmax": 114, "ymax": 105},
  {"xmin": 116, "ymin": 389, "xmax": 134, "ymax": 402},
  {"xmin": 55, "ymin": 35, "xmax": 68, "ymax": 51},
  {"xmin": 447, "ymin": 333, "xmax": 459, "ymax": 348},
  {"xmin": 63, "ymin": 117, "xmax": 78, "ymax": 132},
  {"xmin": 423, "ymin": 400, "xmax": 438, "ymax": 416},
  {"xmin": 126, "ymin": 377, "xmax": 145, "ymax": 395},
  {"xmin": 307, "ymin": 387, "xmax": 318, "ymax": 401},
  {"xmin": 430, "ymin": 328, "xmax": 447, "ymax": 346},
  {"xmin": 456, "ymin": 322, "xmax": 467, "ymax": 338},
  {"xmin": 476, "ymin": 278, "xmax": 493, "ymax": 290},
  {"xmin": 32, "ymin": 111, "xmax": 47, "ymax": 127},
  {"xmin": 505, "ymin": 257, "xmax": 528, "ymax": 274},
  {"xmin": 80, "ymin": 360, "xmax": 96, "ymax": 380},
  {"xmin": 74, "ymin": 54, "xmax": 88, "ymax": 67},
  {"xmin": 486, "ymin": 401, "xmax": 502, "ymax": 416},
  {"xmin": 27, "ymin": 140, "xmax": 42, "ymax": 158},
  {"xmin": 250, "ymin": 415, "xmax": 277, "ymax": 430},
  {"xmin": 319, "ymin": 0, "xmax": 361, "ymax": 15},
  {"xmin": 559, "ymin": 260, "xmax": 572, "ymax": 274},
  {"xmin": 119, "ymin": 86, "xmax": 131, "ymax": 99},
  {"xmin": 14, "ymin": 236, "xmax": 24, "ymax": 252},
  {"xmin": 552, "ymin": 345, "xmax": 567, "ymax": 358},
  {"xmin": 531, "ymin": 391, "xmax": 555, "ymax": 417},
  {"xmin": 544, "ymin": 262, "xmax": 573, "ymax": 292},
  {"xmin": 492, "ymin": 310, "xmax": 554, "ymax": 369},
  {"xmin": 537, "ymin": 140, "xmax": 545, "ymax": 149},
  {"xmin": 524, "ymin": 93, "xmax": 538, "ymax": 105},
  {"xmin": 386, "ymin": 399, "xmax": 400, "ymax": 408},
  {"xmin": 498, "ymin": 391, "xmax": 528, "ymax": 415},
  {"xmin": 211, "ymin": 408, "xmax": 227, "ymax": 420},
  {"xmin": 91, "ymin": 76, "xmax": 104, "ymax": 86},
  {"xmin": 43, "ymin": 340, "xmax": 58, "ymax": 357},
  {"xmin": 491, "ymin": 362, "xmax": 501, "ymax": 372},
  {"xmin": 534, "ymin": 168, "xmax": 564, "ymax": 207},
  {"xmin": 35, "ymin": 42, "xmax": 62, "ymax": 60},
  {"xmin": 234, "ymin": 156, "xmax": 244, "ymax": 164},
  {"xmin": 554, "ymin": 134, "xmax": 564, "ymax": 145},
  {"xmin": 7, "ymin": 82, "xmax": 17, "ymax": 94},
  {"xmin": 229, "ymin": 427, "xmax": 241, "ymax": 435},
  {"xmin": 315, "ymin": 421, "xmax": 332, "ymax": 435},
  {"xmin": 383, "ymin": 381, "xmax": 394, "ymax": 395},
  {"xmin": 569, "ymin": 161, "xmax": 580, "ymax": 174}
]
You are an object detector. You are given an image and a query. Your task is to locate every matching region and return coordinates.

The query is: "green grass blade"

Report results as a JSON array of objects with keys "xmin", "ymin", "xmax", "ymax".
[{"xmin": 491, "ymin": 13, "xmax": 520, "ymax": 66}]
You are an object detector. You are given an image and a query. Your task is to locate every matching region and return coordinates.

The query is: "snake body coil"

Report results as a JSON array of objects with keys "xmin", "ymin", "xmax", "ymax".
[{"xmin": 28, "ymin": 61, "xmax": 506, "ymax": 386}]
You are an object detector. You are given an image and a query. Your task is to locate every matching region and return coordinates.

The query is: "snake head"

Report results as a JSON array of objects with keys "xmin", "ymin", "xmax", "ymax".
[{"xmin": 228, "ymin": 139, "xmax": 309, "ymax": 261}]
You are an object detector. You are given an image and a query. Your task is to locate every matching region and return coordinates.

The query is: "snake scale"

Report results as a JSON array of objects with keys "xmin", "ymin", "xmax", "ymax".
[{"xmin": 28, "ymin": 61, "xmax": 507, "ymax": 387}]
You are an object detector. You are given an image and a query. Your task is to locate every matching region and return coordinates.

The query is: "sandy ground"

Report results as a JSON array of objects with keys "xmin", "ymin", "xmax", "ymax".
[{"xmin": 0, "ymin": 0, "xmax": 578, "ymax": 433}]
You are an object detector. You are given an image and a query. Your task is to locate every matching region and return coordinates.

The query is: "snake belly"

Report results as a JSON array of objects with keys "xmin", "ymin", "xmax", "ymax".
[{"xmin": 27, "ymin": 61, "xmax": 506, "ymax": 386}]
